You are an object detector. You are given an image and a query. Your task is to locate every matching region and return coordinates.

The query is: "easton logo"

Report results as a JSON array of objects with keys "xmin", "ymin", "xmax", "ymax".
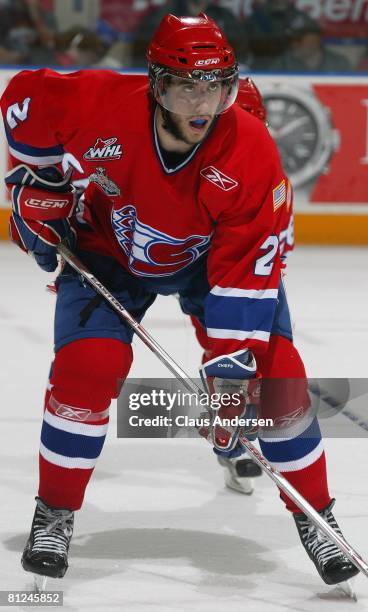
[
  {"xmin": 200, "ymin": 166, "xmax": 238, "ymax": 191},
  {"xmin": 84, "ymin": 137, "xmax": 123, "ymax": 161}
]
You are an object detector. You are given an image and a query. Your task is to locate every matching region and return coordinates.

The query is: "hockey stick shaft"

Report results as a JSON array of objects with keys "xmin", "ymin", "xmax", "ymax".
[
  {"xmin": 57, "ymin": 244, "xmax": 203, "ymax": 396},
  {"xmin": 57, "ymin": 243, "xmax": 368, "ymax": 578},
  {"xmin": 238, "ymin": 437, "xmax": 368, "ymax": 577}
]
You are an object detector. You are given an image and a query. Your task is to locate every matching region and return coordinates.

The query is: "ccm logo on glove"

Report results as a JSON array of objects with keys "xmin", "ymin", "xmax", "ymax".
[{"xmin": 25, "ymin": 197, "xmax": 70, "ymax": 209}]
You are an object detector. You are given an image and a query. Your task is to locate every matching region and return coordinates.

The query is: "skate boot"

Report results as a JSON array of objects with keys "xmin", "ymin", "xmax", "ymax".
[
  {"xmin": 217, "ymin": 455, "xmax": 262, "ymax": 495},
  {"xmin": 294, "ymin": 499, "xmax": 359, "ymax": 585},
  {"xmin": 21, "ymin": 497, "xmax": 74, "ymax": 579}
]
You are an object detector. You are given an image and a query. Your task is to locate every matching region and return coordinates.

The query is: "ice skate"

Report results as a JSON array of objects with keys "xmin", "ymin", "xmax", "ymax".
[
  {"xmin": 217, "ymin": 455, "xmax": 262, "ymax": 495},
  {"xmin": 22, "ymin": 497, "xmax": 74, "ymax": 579},
  {"xmin": 294, "ymin": 499, "xmax": 359, "ymax": 586}
]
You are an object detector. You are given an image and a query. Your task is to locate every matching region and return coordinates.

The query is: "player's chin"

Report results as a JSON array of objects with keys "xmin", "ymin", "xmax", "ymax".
[{"xmin": 186, "ymin": 116, "xmax": 213, "ymax": 140}]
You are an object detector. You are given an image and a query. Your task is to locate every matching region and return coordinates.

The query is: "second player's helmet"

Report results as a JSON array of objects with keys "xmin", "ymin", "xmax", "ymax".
[
  {"xmin": 236, "ymin": 77, "xmax": 267, "ymax": 124},
  {"xmin": 147, "ymin": 13, "xmax": 239, "ymax": 115}
]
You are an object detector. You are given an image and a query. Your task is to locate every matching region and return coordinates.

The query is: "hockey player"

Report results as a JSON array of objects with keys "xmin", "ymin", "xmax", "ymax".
[{"xmin": 0, "ymin": 13, "xmax": 359, "ymax": 587}]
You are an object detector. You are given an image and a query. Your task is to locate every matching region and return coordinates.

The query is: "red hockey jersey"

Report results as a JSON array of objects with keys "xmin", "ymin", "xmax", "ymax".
[{"xmin": 1, "ymin": 69, "xmax": 294, "ymax": 358}]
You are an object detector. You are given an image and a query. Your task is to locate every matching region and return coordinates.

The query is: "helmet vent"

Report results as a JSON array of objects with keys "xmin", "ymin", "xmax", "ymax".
[{"xmin": 192, "ymin": 44, "xmax": 216, "ymax": 49}]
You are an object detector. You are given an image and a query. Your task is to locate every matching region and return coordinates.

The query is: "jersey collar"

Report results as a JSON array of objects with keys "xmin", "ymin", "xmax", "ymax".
[{"xmin": 153, "ymin": 106, "xmax": 204, "ymax": 175}]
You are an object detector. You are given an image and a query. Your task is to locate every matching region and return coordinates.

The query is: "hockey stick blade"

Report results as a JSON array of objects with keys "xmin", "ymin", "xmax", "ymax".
[{"xmin": 57, "ymin": 243, "xmax": 368, "ymax": 580}]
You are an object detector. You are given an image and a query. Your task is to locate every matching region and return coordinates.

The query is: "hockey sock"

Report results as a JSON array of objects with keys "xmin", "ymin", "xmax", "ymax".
[
  {"xmin": 256, "ymin": 335, "xmax": 331, "ymax": 513},
  {"xmin": 259, "ymin": 419, "xmax": 330, "ymax": 512},
  {"xmin": 38, "ymin": 338, "xmax": 133, "ymax": 510}
]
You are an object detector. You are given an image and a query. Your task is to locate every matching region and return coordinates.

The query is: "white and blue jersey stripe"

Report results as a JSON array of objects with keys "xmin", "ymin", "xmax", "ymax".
[
  {"xmin": 5, "ymin": 125, "xmax": 64, "ymax": 166},
  {"xmin": 205, "ymin": 277, "xmax": 292, "ymax": 345}
]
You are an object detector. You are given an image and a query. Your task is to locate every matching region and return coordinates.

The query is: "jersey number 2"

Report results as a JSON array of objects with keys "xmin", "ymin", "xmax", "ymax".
[{"xmin": 255, "ymin": 235, "xmax": 279, "ymax": 276}]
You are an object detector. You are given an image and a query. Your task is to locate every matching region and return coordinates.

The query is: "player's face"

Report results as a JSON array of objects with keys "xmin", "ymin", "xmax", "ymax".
[
  {"xmin": 164, "ymin": 108, "xmax": 217, "ymax": 146},
  {"xmin": 162, "ymin": 78, "xmax": 222, "ymax": 145}
]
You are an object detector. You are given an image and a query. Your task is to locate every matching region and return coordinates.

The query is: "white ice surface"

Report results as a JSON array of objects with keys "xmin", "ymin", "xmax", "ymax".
[{"xmin": 0, "ymin": 243, "xmax": 368, "ymax": 611}]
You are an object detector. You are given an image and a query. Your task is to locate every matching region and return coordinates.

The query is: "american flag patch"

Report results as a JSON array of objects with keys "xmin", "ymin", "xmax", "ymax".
[{"xmin": 273, "ymin": 180, "xmax": 286, "ymax": 211}]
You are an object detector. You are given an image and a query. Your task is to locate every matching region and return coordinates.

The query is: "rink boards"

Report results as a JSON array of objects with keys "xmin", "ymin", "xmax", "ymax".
[{"xmin": 0, "ymin": 68, "xmax": 367, "ymax": 243}]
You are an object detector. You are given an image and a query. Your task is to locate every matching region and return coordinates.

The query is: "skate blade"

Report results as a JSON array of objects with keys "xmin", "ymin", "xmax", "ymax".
[
  {"xmin": 33, "ymin": 574, "xmax": 48, "ymax": 593},
  {"xmin": 224, "ymin": 472, "xmax": 254, "ymax": 495},
  {"xmin": 318, "ymin": 578, "xmax": 357, "ymax": 602},
  {"xmin": 337, "ymin": 579, "xmax": 357, "ymax": 602}
]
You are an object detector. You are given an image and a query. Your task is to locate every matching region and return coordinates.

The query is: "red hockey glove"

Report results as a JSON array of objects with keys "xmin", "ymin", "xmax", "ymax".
[{"xmin": 6, "ymin": 164, "xmax": 77, "ymax": 272}]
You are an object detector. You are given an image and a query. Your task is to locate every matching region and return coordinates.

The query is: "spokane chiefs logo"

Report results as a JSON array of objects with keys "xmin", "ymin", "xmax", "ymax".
[
  {"xmin": 84, "ymin": 137, "xmax": 123, "ymax": 161},
  {"xmin": 112, "ymin": 205, "xmax": 211, "ymax": 277}
]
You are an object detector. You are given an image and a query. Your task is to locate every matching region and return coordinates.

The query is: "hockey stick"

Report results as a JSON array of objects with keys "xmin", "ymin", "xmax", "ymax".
[{"xmin": 57, "ymin": 243, "xmax": 368, "ymax": 579}]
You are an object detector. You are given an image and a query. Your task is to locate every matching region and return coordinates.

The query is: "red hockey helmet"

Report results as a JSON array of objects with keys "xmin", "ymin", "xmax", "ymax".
[
  {"xmin": 147, "ymin": 13, "xmax": 239, "ymax": 116},
  {"xmin": 235, "ymin": 77, "xmax": 267, "ymax": 124}
]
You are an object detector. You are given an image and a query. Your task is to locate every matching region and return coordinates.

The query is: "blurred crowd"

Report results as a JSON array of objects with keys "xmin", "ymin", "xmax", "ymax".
[{"xmin": 0, "ymin": 0, "xmax": 367, "ymax": 73}]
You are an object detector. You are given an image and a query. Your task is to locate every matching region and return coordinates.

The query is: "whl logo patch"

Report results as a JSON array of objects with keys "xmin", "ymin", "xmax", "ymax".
[
  {"xmin": 84, "ymin": 137, "xmax": 123, "ymax": 161},
  {"xmin": 200, "ymin": 166, "xmax": 238, "ymax": 191}
]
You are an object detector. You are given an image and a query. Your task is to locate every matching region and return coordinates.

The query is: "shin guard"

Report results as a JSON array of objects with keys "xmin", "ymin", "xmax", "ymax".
[{"xmin": 39, "ymin": 338, "xmax": 132, "ymax": 510}]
